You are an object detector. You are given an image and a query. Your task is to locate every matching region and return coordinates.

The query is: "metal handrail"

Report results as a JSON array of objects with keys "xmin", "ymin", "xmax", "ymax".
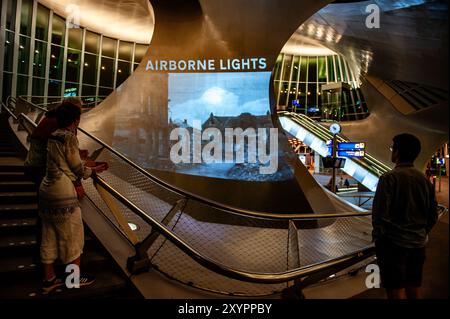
[
  {"xmin": 94, "ymin": 174, "xmax": 375, "ymax": 284},
  {"xmin": 4, "ymin": 99, "xmax": 377, "ymax": 288},
  {"xmin": 78, "ymin": 126, "xmax": 371, "ymax": 220},
  {"xmin": 14, "ymin": 98, "xmax": 371, "ymax": 220},
  {"xmin": 1, "ymin": 101, "xmax": 18, "ymax": 120}
]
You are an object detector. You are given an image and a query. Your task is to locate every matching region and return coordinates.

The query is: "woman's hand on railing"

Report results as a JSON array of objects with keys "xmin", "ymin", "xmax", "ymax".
[{"xmin": 91, "ymin": 162, "xmax": 109, "ymax": 174}]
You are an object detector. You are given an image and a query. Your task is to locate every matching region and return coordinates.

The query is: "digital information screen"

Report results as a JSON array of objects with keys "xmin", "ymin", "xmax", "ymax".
[
  {"xmin": 338, "ymin": 142, "xmax": 365, "ymax": 150},
  {"xmin": 338, "ymin": 150, "xmax": 365, "ymax": 158}
]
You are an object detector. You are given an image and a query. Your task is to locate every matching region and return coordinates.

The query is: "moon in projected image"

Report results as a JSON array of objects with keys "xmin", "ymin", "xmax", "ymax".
[{"xmin": 201, "ymin": 87, "xmax": 226, "ymax": 105}]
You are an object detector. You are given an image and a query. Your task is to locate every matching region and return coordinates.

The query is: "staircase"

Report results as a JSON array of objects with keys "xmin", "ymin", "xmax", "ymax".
[{"xmin": 0, "ymin": 116, "xmax": 141, "ymax": 299}]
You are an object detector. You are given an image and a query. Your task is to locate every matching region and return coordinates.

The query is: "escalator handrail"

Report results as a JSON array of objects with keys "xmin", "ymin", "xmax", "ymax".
[
  {"xmin": 278, "ymin": 111, "xmax": 391, "ymax": 175},
  {"xmin": 94, "ymin": 174, "xmax": 375, "ymax": 284},
  {"xmin": 1, "ymin": 101, "xmax": 18, "ymax": 120},
  {"xmin": 12, "ymin": 99, "xmax": 372, "ymax": 221},
  {"xmin": 282, "ymin": 111, "xmax": 391, "ymax": 172},
  {"xmin": 4, "ymin": 101, "xmax": 377, "ymax": 288}
]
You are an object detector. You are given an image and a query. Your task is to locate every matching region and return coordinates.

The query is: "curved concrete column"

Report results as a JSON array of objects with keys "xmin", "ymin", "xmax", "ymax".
[{"xmin": 80, "ymin": 0, "xmax": 361, "ymax": 214}]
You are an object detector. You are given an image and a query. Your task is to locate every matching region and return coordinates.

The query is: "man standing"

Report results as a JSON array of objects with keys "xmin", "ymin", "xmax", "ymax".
[{"xmin": 372, "ymin": 133, "xmax": 438, "ymax": 299}]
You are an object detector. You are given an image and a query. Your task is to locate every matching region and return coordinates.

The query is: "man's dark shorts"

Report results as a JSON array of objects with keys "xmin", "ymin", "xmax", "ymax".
[{"xmin": 375, "ymin": 238, "xmax": 426, "ymax": 289}]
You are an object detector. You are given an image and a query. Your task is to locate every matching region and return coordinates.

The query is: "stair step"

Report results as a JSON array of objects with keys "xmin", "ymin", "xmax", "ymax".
[
  {"xmin": 0, "ymin": 181, "xmax": 35, "ymax": 192},
  {"xmin": 0, "ymin": 217, "xmax": 37, "ymax": 234},
  {"xmin": 0, "ymin": 268, "xmax": 128, "ymax": 299},
  {"xmin": 0, "ymin": 203, "xmax": 38, "ymax": 219},
  {"xmin": 0, "ymin": 233, "xmax": 37, "ymax": 254},
  {"xmin": 0, "ymin": 248, "xmax": 110, "ymax": 281},
  {"xmin": 0, "ymin": 166, "xmax": 26, "ymax": 173},
  {"xmin": 0, "ymin": 192, "xmax": 37, "ymax": 204},
  {"xmin": 0, "ymin": 152, "xmax": 16, "ymax": 157},
  {"xmin": 0, "ymin": 172, "xmax": 30, "ymax": 182}
]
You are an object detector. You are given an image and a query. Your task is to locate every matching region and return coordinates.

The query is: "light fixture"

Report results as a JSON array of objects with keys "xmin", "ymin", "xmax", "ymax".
[
  {"xmin": 101, "ymin": 66, "xmax": 105, "ymax": 70},
  {"xmin": 128, "ymin": 222, "xmax": 139, "ymax": 231},
  {"xmin": 51, "ymin": 54, "xmax": 56, "ymax": 58},
  {"xmin": 84, "ymin": 63, "xmax": 88, "ymax": 66},
  {"xmin": 68, "ymin": 58, "xmax": 72, "ymax": 62},
  {"xmin": 35, "ymin": 50, "xmax": 39, "ymax": 54}
]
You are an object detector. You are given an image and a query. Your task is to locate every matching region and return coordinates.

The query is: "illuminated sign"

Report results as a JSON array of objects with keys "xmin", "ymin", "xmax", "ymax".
[
  {"xmin": 64, "ymin": 87, "xmax": 77, "ymax": 97},
  {"xmin": 338, "ymin": 142, "xmax": 365, "ymax": 150},
  {"xmin": 146, "ymin": 58, "xmax": 267, "ymax": 72},
  {"xmin": 327, "ymin": 141, "xmax": 366, "ymax": 157},
  {"xmin": 338, "ymin": 150, "xmax": 365, "ymax": 158}
]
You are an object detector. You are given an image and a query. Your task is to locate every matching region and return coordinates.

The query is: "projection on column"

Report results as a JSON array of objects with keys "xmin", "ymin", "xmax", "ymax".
[{"xmin": 111, "ymin": 57, "xmax": 292, "ymax": 181}]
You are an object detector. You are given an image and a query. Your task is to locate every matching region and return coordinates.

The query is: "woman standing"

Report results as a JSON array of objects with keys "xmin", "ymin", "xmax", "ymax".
[{"xmin": 39, "ymin": 99, "xmax": 107, "ymax": 293}]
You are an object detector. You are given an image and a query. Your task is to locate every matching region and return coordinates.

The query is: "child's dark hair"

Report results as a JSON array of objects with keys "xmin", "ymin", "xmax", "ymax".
[{"xmin": 55, "ymin": 98, "xmax": 82, "ymax": 128}]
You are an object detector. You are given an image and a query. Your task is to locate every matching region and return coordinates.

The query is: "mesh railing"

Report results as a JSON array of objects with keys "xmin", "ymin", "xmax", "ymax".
[{"xmin": 3, "ymin": 98, "xmax": 377, "ymax": 296}]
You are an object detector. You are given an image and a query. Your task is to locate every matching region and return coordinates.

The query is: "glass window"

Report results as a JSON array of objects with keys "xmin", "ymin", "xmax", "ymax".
[
  {"xmin": 299, "ymin": 57, "xmax": 307, "ymax": 82},
  {"xmin": 119, "ymin": 41, "xmax": 133, "ymax": 61},
  {"xmin": 68, "ymin": 28, "xmax": 83, "ymax": 50},
  {"xmin": 336, "ymin": 56, "xmax": 342, "ymax": 82},
  {"xmin": 35, "ymin": 4, "xmax": 50, "ymax": 41},
  {"xmin": 4, "ymin": 31, "xmax": 15, "ymax": 72},
  {"xmin": 278, "ymin": 81, "xmax": 289, "ymax": 106},
  {"xmin": 6, "ymin": 0, "xmax": 17, "ymax": 31},
  {"xmin": 2, "ymin": 73, "xmax": 13, "ymax": 102},
  {"xmin": 282, "ymin": 54, "xmax": 292, "ymax": 81},
  {"xmin": 52, "ymin": 14, "xmax": 65, "ymax": 45},
  {"xmin": 298, "ymin": 83, "xmax": 307, "ymax": 112},
  {"xmin": 134, "ymin": 44, "xmax": 147, "ymax": 63},
  {"xmin": 18, "ymin": 36, "xmax": 30, "ymax": 75},
  {"xmin": 273, "ymin": 54, "xmax": 283, "ymax": 81},
  {"xmin": 82, "ymin": 53, "xmax": 98, "ymax": 85},
  {"xmin": 48, "ymin": 79, "xmax": 62, "ymax": 97},
  {"xmin": 102, "ymin": 37, "xmax": 117, "ymax": 58},
  {"xmin": 307, "ymin": 84, "xmax": 317, "ymax": 107},
  {"xmin": 291, "ymin": 56, "xmax": 300, "ymax": 82},
  {"xmin": 82, "ymin": 85, "xmax": 96, "ymax": 97},
  {"xmin": 49, "ymin": 45, "xmax": 64, "ymax": 80},
  {"xmin": 33, "ymin": 40, "xmax": 47, "ymax": 77},
  {"xmin": 85, "ymin": 31, "xmax": 100, "ymax": 54},
  {"xmin": 66, "ymin": 49, "xmax": 81, "ymax": 83},
  {"xmin": 64, "ymin": 82, "xmax": 79, "ymax": 97},
  {"xmin": 17, "ymin": 75, "xmax": 29, "ymax": 96},
  {"xmin": 98, "ymin": 87, "xmax": 113, "ymax": 98},
  {"xmin": 318, "ymin": 57, "xmax": 326, "ymax": 82},
  {"xmin": 99, "ymin": 57, "xmax": 114, "ymax": 88},
  {"xmin": 308, "ymin": 56, "xmax": 317, "ymax": 82},
  {"xmin": 341, "ymin": 56, "xmax": 348, "ymax": 83},
  {"xmin": 327, "ymin": 56, "xmax": 335, "ymax": 82},
  {"xmin": 20, "ymin": 0, "xmax": 33, "ymax": 36},
  {"xmin": 116, "ymin": 60, "xmax": 131, "ymax": 87},
  {"xmin": 32, "ymin": 77, "xmax": 45, "ymax": 96}
]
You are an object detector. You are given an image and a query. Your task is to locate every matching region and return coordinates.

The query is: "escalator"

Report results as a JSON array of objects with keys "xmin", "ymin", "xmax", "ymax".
[
  {"xmin": 2, "ymin": 98, "xmax": 378, "ymax": 298},
  {"xmin": 278, "ymin": 111, "xmax": 392, "ymax": 191}
]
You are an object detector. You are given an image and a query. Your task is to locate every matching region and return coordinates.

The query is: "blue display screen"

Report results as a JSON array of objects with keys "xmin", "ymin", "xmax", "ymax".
[
  {"xmin": 338, "ymin": 150, "xmax": 365, "ymax": 158},
  {"xmin": 338, "ymin": 142, "xmax": 365, "ymax": 150}
]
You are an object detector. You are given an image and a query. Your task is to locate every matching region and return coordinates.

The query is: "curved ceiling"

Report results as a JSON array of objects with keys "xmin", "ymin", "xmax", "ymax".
[
  {"xmin": 38, "ymin": 0, "xmax": 154, "ymax": 43},
  {"xmin": 290, "ymin": 0, "xmax": 449, "ymax": 90}
]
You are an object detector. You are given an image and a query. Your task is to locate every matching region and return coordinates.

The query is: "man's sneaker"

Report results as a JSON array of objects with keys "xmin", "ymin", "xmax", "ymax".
[
  {"xmin": 79, "ymin": 273, "xmax": 95, "ymax": 287},
  {"xmin": 42, "ymin": 277, "xmax": 64, "ymax": 294}
]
